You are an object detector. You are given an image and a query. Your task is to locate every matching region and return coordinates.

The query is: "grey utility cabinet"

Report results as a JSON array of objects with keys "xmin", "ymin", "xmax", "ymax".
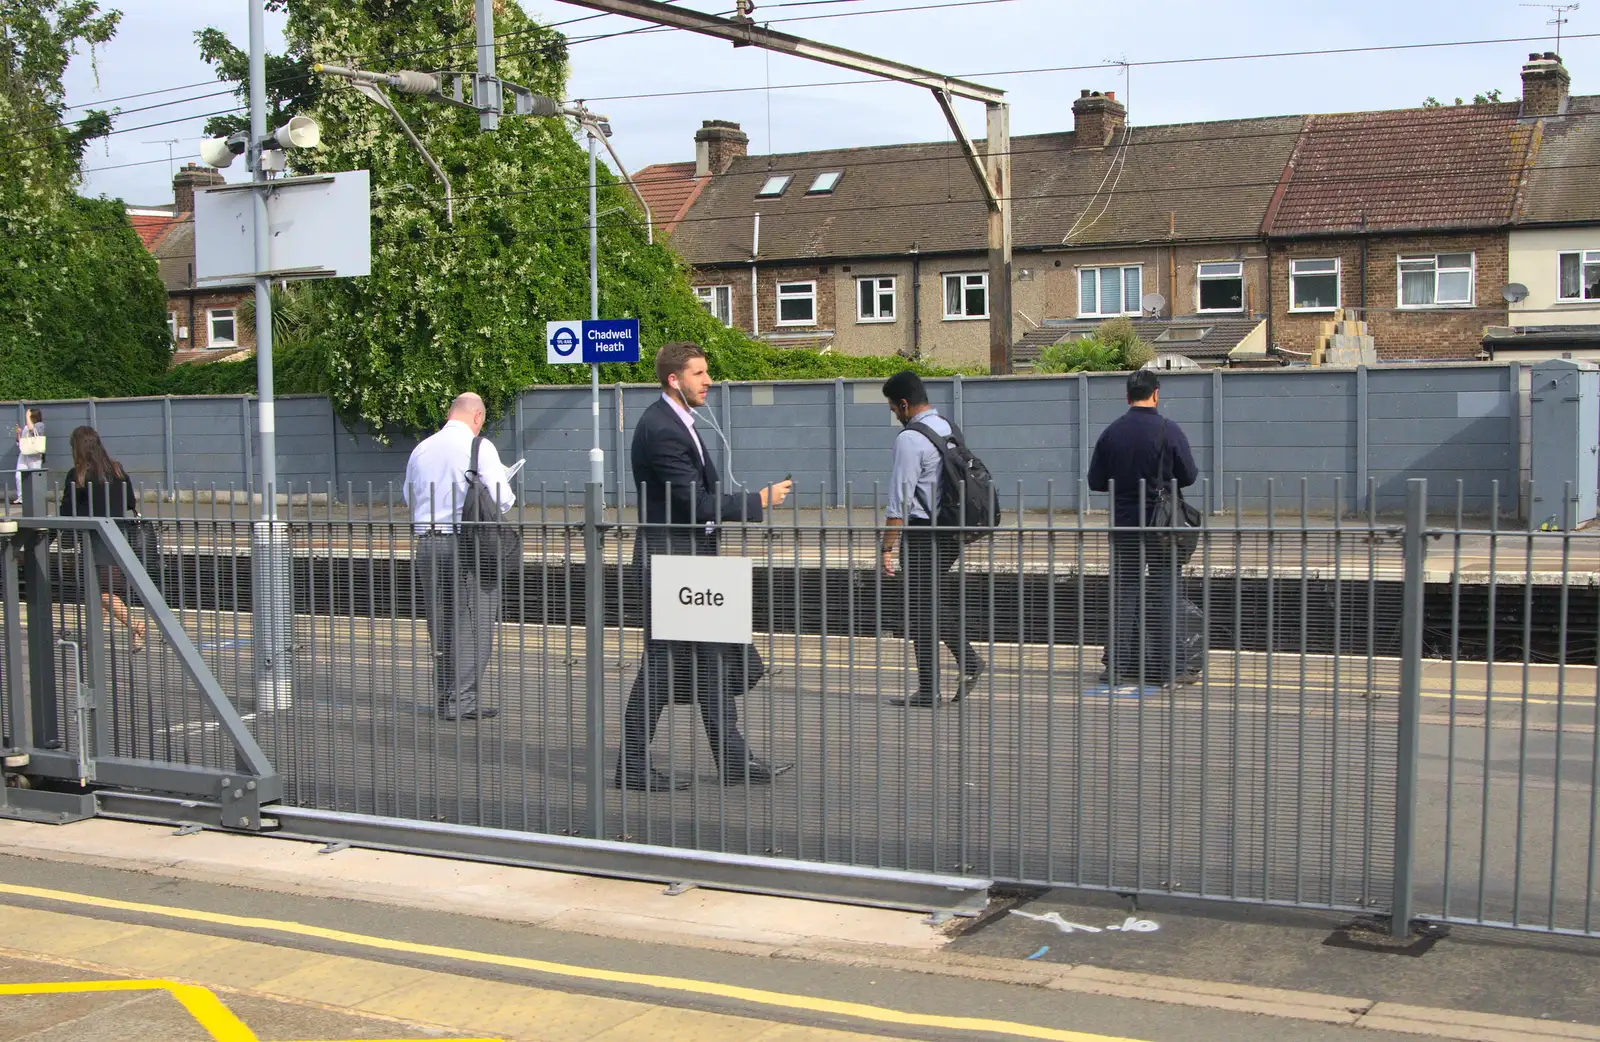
[{"xmin": 1529, "ymin": 358, "xmax": 1600, "ymax": 530}]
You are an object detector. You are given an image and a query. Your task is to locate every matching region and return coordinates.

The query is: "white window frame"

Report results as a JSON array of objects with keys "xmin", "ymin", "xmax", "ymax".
[
  {"xmin": 942, "ymin": 272, "xmax": 989, "ymax": 321},
  {"xmin": 1289, "ymin": 258, "xmax": 1341, "ymax": 313},
  {"xmin": 695, "ymin": 284, "xmax": 734, "ymax": 325},
  {"xmin": 757, "ymin": 174, "xmax": 792, "ymax": 198},
  {"xmin": 1077, "ymin": 265, "xmax": 1143, "ymax": 318},
  {"xmin": 167, "ymin": 311, "xmax": 178, "ymax": 342},
  {"xmin": 775, "ymin": 281, "xmax": 818, "ymax": 327},
  {"xmin": 857, "ymin": 276, "xmax": 897, "ymax": 323},
  {"xmin": 1557, "ymin": 250, "xmax": 1600, "ymax": 302},
  {"xmin": 207, "ymin": 308, "xmax": 237, "ymax": 348},
  {"xmin": 1196, "ymin": 261, "xmax": 1245, "ymax": 314},
  {"xmin": 1397, "ymin": 252, "xmax": 1475, "ymax": 309},
  {"xmin": 807, "ymin": 171, "xmax": 843, "ymax": 195}
]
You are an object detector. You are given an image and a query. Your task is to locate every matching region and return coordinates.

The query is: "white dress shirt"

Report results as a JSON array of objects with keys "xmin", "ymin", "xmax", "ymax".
[
  {"xmin": 402, "ymin": 419, "xmax": 516, "ymax": 532},
  {"xmin": 662, "ymin": 392, "xmax": 705, "ymax": 463}
]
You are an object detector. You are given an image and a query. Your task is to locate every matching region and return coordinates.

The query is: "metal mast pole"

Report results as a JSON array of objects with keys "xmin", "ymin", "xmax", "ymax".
[
  {"xmin": 249, "ymin": 0, "xmax": 292, "ymax": 714},
  {"xmin": 582, "ymin": 128, "xmax": 606, "ymax": 839},
  {"xmin": 589, "ymin": 129, "xmax": 603, "ymax": 488},
  {"xmin": 249, "ymin": 0, "xmax": 276, "ymax": 515}
]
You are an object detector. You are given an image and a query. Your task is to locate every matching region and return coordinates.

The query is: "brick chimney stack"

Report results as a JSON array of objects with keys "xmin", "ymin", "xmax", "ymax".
[
  {"xmin": 173, "ymin": 163, "xmax": 225, "ymax": 214},
  {"xmin": 1521, "ymin": 51, "xmax": 1570, "ymax": 117},
  {"xmin": 694, "ymin": 120, "xmax": 748, "ymax": 177},
  {"xmin": 1072, "ymin": 90, "xmax": 1127, "ymax": 148}
]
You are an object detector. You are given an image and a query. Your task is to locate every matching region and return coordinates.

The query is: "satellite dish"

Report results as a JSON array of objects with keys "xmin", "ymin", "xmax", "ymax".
[
  {"xmin": 1501, "ymin": 283, "xmax": 1530, "ymax": 303},
  {"xmin": 1141, "ymin": 292, "xmax": 1166, "ymax": 316}
]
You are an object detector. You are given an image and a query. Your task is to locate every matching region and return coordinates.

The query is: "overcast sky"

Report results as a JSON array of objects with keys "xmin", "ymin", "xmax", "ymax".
[{"xmin": 68, "ymin": 0, "xmax": 1597, "ymax": 207}]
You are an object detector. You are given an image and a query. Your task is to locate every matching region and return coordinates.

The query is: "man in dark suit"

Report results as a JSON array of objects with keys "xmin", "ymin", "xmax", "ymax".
[
  {"xmin": 615, "ymin": 341, "xmax": 794, "ymax": 792},
  {"xmin": 1088, "ymin": 369, "xmax": 1199, "ymax": 688}
]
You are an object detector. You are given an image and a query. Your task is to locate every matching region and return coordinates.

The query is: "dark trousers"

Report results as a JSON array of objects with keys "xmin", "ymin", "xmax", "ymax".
[
  {"xmin": 618, "ymin": 628, "xmax": 758, "ymax": 781},
  {"xmin": 416, "ymin": 534, "xmax": 500, "ymax": 710},
  {"xmin": 1105, "ymin": 531, "xmax": 1177, "ymax": 683},
  {"xmin": 903, "ymin": 526, "xmax": 982, "ymax": 700}
]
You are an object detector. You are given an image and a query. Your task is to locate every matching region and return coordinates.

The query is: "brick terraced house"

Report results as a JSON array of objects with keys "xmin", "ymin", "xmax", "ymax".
[
  {"xmin": 654, "ymin": 53, "xmax": 1594, "ymax": 369},
  {"xmin": 126, "ymin": 164, "xmax": 255, "ymax": 366}
]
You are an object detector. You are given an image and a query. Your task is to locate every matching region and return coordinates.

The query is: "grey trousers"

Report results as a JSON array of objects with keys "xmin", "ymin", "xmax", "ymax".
[{"xmin": 416, "ymin": 534, "xmax": 500, "ymax": 711}]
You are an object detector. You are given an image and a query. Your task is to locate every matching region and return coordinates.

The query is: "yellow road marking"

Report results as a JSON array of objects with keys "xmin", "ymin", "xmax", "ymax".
[
  {"xmin": 0, "ymin": 977, "xmax": 504, "ymax": 1042},
  {"xmin": 0, "ymin": 883, "xmax": 1149, "ymax": 1042},
  {"xmin": 0, "ymin": 979, "xmax": 260, "ymax": 1042}
]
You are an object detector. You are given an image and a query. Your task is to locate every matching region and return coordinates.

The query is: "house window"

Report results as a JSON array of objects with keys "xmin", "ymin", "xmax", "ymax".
[
  {"xmin": 943, "ymin": 272, "xmax": 988, "ymax": 320},
  {"xmin": 757, "ymin": 174, "xmax": 792, "ymax": 198},
  {"xmin": 1558, "ymin": 250, "xmax": 1600, "ymax": 301},
  {"xmin": 1197, "ymin": 262, "xmax": 1244, "ymax": 313},
  {"xmin": 1078, "ymin": 265, "xmax": 1142, "ymax": 317},
  {"xmin": 857, "ymin": 276, "xmax": 896, "ymax": 322},
  {"xmin": 1398, "ymin": 252, "xmax": 1475, "ymax": 307},
  {"xmin": 1289, "ymin": 258, "xmax": 1340, "ymax": 312},
  {"xmin": 695, "ymin": 285, "xmax": 734, "ymax": 325},
  {"xmin": 167, "ymin": 311, "xmax": 178, "ymax": 343},
  {"xmin": 207, "ymin": 308, "xmax": 237, "ymax": 348},
  {"xmin": 807, "ymin": 171, "xmax": 842, "ymax": 195},
  {"xmin": 776, "ymin": 281, "xmax": 817, "ymax": 326}
]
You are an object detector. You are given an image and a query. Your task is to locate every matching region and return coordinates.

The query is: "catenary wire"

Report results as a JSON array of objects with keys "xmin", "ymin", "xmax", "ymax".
[
  {"xmin": 35, "ymin": 26, "xmax": 1598, "ymax": 158},
  {"xmin": 7, "ymin": 0, "xmax": 988, "ymax": 148}
]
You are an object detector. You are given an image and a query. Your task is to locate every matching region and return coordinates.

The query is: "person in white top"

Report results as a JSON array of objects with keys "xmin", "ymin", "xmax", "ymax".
[
  {"xmin": 402, "ymin": 393, "xmax": 516, "ymax": 721},
  {"xmin": 12, "ymin": 408, "xmax": 44, "ymax": 506}
]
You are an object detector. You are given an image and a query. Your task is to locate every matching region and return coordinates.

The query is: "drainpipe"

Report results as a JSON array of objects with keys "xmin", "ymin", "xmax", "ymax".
[
  {"xmin": 751, "ymin": 212, "xmax": 761, "ymax": 337},
  {"xmin": 911, "ymin": 245, "xmax": 922, "ymax": 358},
  {"xmin": 1359, "ymin": 217, "xmax": 1369, "ymax": 321},
  {"xmin": 1265, "ymin": 240, "xmax": 1274, "ymax": 353}
]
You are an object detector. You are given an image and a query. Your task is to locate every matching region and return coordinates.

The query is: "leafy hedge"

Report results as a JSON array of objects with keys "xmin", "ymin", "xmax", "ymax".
[{"xmin": 0, "ymin": 1, "xmax": 173, "ymax": 402}]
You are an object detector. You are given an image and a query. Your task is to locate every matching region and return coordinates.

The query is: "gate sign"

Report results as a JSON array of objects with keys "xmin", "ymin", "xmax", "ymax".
[
  {"xmin": 649, "ymin": 555, "xmax": 754, "ymax": 645},
  {"xmin": 545, "ymin": 319, "xmax": 641, "ymax": 364}
]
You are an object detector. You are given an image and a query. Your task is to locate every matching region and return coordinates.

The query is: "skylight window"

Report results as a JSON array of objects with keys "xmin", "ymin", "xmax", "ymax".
[
  {"xmin": 757, "ymin": 174, "xmax": 792, "ymax": 198},
  {"xmin": 807, "ymin": 171, "xmax": 843, "ymax": 194}
]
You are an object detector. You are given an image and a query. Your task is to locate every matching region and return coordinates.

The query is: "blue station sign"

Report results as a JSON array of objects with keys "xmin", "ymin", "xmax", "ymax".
[{"xmin": 545, "ymin": 319, "xmax": 641, "ymax": 364}]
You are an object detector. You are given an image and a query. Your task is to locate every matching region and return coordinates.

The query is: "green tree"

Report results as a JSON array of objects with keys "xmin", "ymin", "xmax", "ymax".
[
  {"xmin": 1423, "ymin": 89, "xmax": 1505, "ymax": 107},
  {"xmin": 0, "ymin": 1, "xmax": 172, "ymax": 400},
  {"xmin": 1034, "ymin": 317, "xmax": 1154, "ymax": 374},
  {"xmin": 192, "ymin": 2, "xmax": 960, "ymax": 438}
]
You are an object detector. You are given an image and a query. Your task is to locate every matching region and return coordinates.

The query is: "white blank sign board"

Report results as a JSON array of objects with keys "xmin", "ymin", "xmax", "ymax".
[
  {"xmin": 195, "ymin": 170, "xmax": 372, "ymax": 283},
  {"xmin": 649, "ymin": 555, "xmax": 754, "ymax": 645}
]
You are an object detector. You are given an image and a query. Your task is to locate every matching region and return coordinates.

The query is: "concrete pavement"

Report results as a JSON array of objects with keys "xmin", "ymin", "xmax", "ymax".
[{"xmin": 1, "ymin": 827, "xmax": 1597, "ymax": 1042}]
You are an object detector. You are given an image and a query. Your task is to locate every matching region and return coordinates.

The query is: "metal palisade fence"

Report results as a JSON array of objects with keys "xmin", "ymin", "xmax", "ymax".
[{"xmin": 1, "ymin": 474, "xmax": 1597, "ymax": 936}]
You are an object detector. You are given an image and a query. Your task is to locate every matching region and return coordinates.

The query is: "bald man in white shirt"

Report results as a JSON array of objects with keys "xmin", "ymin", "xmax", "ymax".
[{"xmin": 403, "ymin": 393, "xmax": 516, "ymax": 721}]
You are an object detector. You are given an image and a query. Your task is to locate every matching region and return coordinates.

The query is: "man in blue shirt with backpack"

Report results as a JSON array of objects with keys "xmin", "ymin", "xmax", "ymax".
[{"xmin": 880, "ymin": 371, "xmax": 987, "ymax": 707}]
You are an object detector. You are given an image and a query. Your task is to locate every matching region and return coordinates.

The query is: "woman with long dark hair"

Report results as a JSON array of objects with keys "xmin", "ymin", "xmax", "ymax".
[{"xmin": 60, "ymin": 426, "xmax": 146, "ymax": 652}]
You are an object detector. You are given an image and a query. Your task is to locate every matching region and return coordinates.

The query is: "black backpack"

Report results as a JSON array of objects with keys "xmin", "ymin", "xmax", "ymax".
[
  {"xmin": 908, "ymin": 420, "xmax": 1002, "ymax": 541},
  {"xmin": 460, "ymin": 436, "xmax": 522, "ymax": 584}
]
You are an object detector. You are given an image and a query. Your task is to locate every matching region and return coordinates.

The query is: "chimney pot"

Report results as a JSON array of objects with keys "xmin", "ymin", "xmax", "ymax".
[
  {"xmin": 1106, "ymin": 90, "xmax": 1115, "ymax": 100},
  {"xmin": 1072, "ymin": 88, "xmax": 1127, "ymax": 148},
  {"xmin": 694, "ymin": 119, "xmax": 748, "ymax": 177},
  {"xmin": 1080, "ymin": 89, "xmax": 1091, "ymax": 98},
  {"xmin": 1521, "ymin": 50, "xmax": 1572, "ymax": 117}
]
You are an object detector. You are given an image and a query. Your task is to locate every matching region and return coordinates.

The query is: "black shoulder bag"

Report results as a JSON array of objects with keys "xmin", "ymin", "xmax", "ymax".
[{"xmin": 1151, "ymin": 421, "xmax": 1202, "ymax": 565}]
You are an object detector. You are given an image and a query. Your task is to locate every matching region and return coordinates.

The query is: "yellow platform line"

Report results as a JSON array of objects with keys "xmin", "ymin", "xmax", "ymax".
[
  {"xmin": 0, "ymin": 977, "xmax": 506, "ymax": 1042},
  {"xmin": 0, "ymin": 978, "xmax": 260, "ymax": 1042},
  {"xmin": 0, "ymin": 883, "xmax": 1147, "ymax": 1042}
]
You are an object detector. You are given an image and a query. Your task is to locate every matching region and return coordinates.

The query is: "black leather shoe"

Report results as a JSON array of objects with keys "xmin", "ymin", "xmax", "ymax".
[
  {"xmin": 616, "ymin": 769, "xmax": 692, "ymax": 792},
  {"xmin": 440, "ymin": 705, "xmax": 499, "ymax": 721},
  {"xmin": 888, "ymin": 695, "xmax": 937, "ymax": 707},
  {"xmin": 951, "ymin": 664, "xmax": 987, "ymax": 702},
  {"xmin": 722, "ymin": 758, "xmax": 792, "ymax": 784}
]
